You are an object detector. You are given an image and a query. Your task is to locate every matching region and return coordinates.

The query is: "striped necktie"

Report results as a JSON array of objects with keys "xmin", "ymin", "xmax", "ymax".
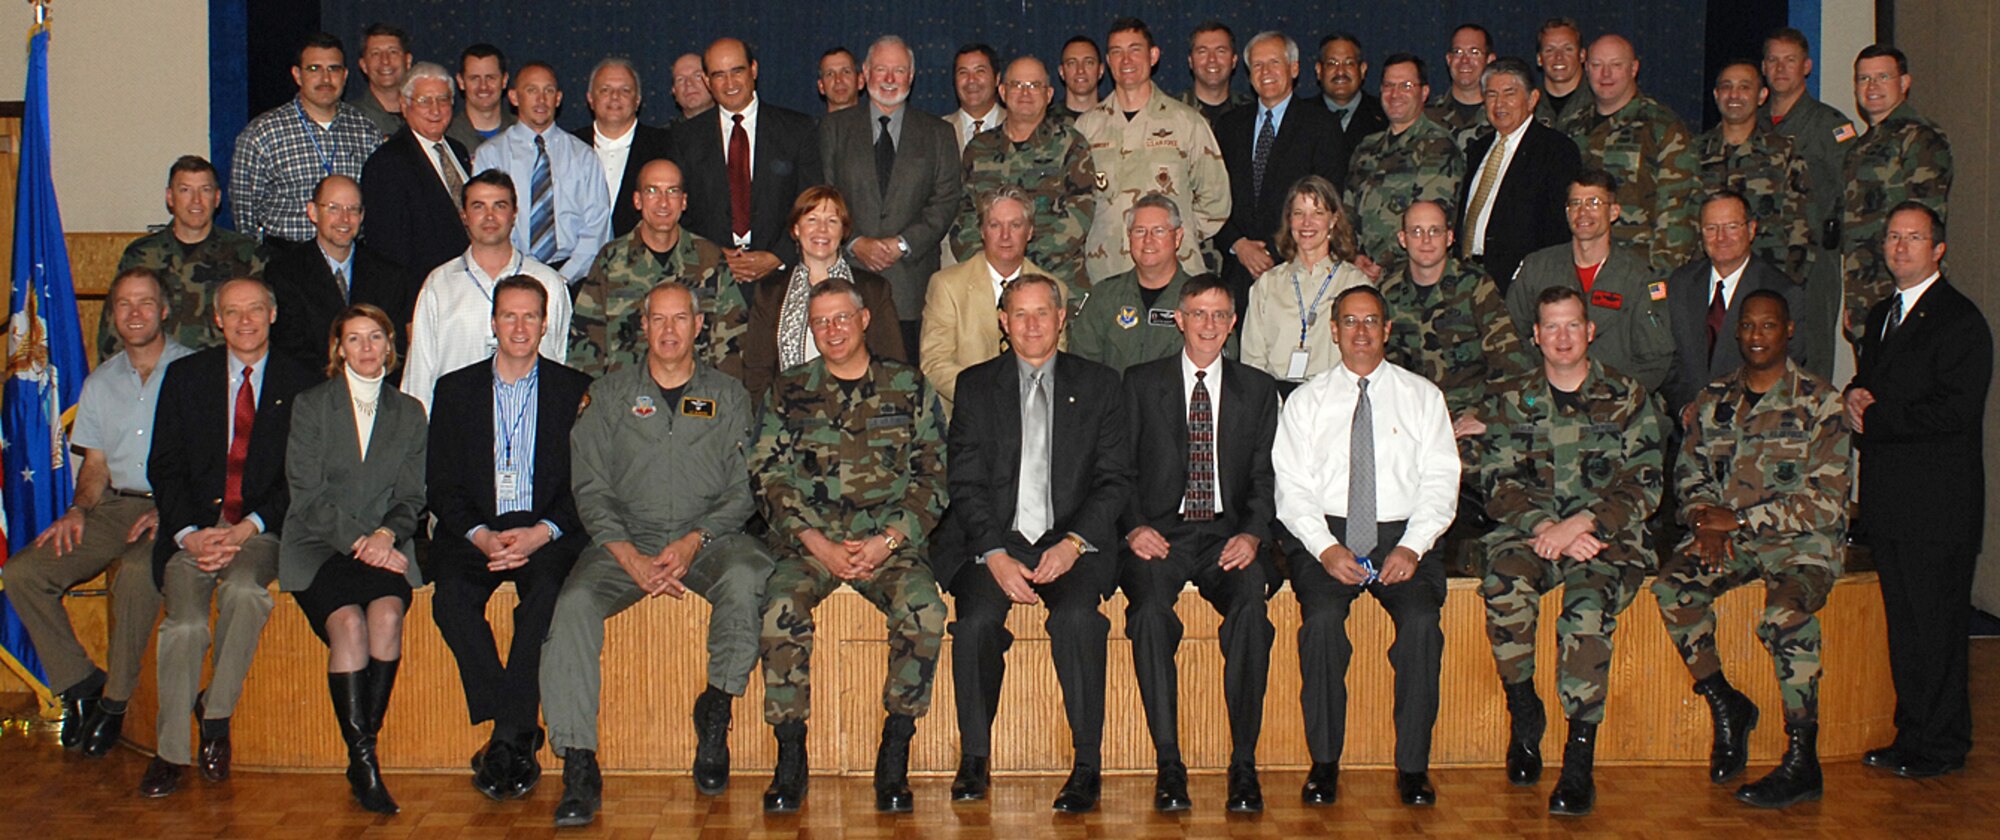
[{"xmin": 530, "ymin": 134, "xmax": 556, "ymax": 262}]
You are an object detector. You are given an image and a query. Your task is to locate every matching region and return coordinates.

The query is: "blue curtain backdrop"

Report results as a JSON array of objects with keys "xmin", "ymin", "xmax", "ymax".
[{"xmin": 313, "ymin": 1, "xmax": 1710, "ymax": 131}]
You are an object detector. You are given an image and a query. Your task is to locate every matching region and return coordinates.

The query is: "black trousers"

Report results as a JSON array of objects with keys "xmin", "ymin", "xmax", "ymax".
[
  {"xmin": 948, "ymin": 531, "xmax": 1113, "ymax": 764},
  {"xmin": 1121, "ymin": 518, "xmax": 1275, "ymax": 765},
  {"xmin": 430, "ymin": 518, "xmax": 586, "ymax": 738},
  {"xmin": 1287, "ymin": 517, "xmax": 1446, "ymax": 771},
  {"xmin": 1875, "ymin": 535, "xmax": 1976, "ymax": 763}
]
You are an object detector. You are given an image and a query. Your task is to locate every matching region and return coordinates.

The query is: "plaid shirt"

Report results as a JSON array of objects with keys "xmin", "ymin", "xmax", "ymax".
[{"xmin": 230, "ymin": 98, "xmax": 382, "ymax": 242}]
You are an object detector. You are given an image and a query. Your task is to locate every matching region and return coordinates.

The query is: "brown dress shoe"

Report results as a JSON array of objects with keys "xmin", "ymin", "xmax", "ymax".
[{"xmin": 140, "ymin": 757, "xmax": 185, "ymax": 798}]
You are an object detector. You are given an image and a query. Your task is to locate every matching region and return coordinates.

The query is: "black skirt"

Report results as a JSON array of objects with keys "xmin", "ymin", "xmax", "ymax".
[{"xmin": 294, "ymin": 553, "xmax": 414, "ymax": 643}]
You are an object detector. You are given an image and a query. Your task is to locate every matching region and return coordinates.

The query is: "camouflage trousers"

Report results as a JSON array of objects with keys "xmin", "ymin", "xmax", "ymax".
[
  {"xmin": 1480, "ymin": 534, "xmax": 1650, "ymax": 724},
  {"xmin": 1651, "ymin": 535, "xmax": 1839, "ymax": 724},
  {"xmin": 760, "ymin": 547, "xmax": 947, "ymax": 725}
]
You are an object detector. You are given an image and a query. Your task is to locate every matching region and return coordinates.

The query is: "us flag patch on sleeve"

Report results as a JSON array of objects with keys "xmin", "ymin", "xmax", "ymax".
[
  {"xmin": 1648, "ymin": 281, "xmax": 1668, "ymax": 301},
  {"xmin": 1833, "ymin": 123, "xmax": 1857, "ymax": 143}
]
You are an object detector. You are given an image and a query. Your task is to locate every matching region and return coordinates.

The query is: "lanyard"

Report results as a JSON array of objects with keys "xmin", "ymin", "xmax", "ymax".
[
  {"xmin": 1293, "ymin": 261, "xmax": 1338, "ymax": 347},
  {"xmin": 293, "ymin": 100, "xmax": 337, "ymax": 177},
  {"xmin": 462, "ymin": 252, "xmax": 524, "ymax": 303},
  {"xmin": 496, "ymin": 375, "xmax": 535, "ymax": 469}
]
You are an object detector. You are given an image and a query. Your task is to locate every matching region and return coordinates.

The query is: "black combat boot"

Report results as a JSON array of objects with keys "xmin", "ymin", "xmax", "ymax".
[
  {"xmin": 552, "ymin": 748, "xmax": 602, "ymax": 827},
  {"xmin": 1548, "ymin": 720, "xmax": 1597, "ymax": 816},
  {"xmin": 763, "ymin": 721, "xmax": 809, "ymax": 813},
  {"xmin": 1693, "ymin": 672, "xmax": 1759, "ymax": 783},
  {"xmin": 873, "ymin": 713, "xmax": 916, "ymax": 813},
  {"xmin": 1503, "ymin": 680, "xmax": 1545, "ymax": 785},
  {"xmin": 1736, "ymin": 722, "xmax": 1823, "ymax": 808},
  {"xmin": 692, "ymin": 686, "xmax": 733, "ymax": 795}
]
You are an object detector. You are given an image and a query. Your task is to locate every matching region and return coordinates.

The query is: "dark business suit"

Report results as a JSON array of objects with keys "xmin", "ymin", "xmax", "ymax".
[
  {"xmin": 572, "ymin": 122, "xmax": 675, "ymax": 238},
  {"xmin": 265, "ymin": 242, "xmax": 414, "ymax": 381},
  {"xmin": 427, "ymin": 356, "xmax": 593, "ymax": 738},
  {"xmin": 1850, "ymin": 277, "xmax": 1992, "ymax": 767},
  {"xmin": 1214, "ymin": 96, "xmax": 1350, "ymax": 311},
  {"xmin": 944, "ymin": 351, "xmax": 1133, "ymax": 762},
  {"xmin": 1327, "ymin": 92, "xmax": 1390, "ymax": 152},
  {"xmin": 1458, "ymin": 122, "xmax": 1581, "ymax": 291},
  {"xmin": 360, "ymin": 128, "xmax": 472, "ymax": 280},
  {"xmin": 1119, "ymin": 354, "xmax": 1281, "ymax": 765},
  {"xmin": 1660, "ymin": 256, "xmax": 1806, "ymax": 413},
  {"xmin": 820, "ymin": 103, "xmax": 963, "ymax": 352},
  {"xmin": 670, "ymin": 103, "xmax": 823, "ymax": 269}
]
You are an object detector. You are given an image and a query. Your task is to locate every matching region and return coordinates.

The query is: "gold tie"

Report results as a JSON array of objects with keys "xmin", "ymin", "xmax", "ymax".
[{"xmin": 1462, "ymin": 139, "xmax": 1508, "ymax": 257}]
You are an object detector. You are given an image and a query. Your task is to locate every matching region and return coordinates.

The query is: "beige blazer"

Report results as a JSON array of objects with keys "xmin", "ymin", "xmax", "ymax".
[{"xmin": 918, "ymin": 252, "xmax": 1069, "ymax": 413}]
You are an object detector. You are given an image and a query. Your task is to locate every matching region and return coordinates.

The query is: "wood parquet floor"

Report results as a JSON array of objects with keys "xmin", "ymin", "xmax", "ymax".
[{"xmin": 6, "ymin": 640, "xmax": 1996, "ymax": 838}]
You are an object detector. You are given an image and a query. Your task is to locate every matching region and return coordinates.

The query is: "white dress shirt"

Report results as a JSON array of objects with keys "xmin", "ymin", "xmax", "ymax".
[
  {"xmin": 1272, "ymin": 359, "xmax": 1460, "ymax": 559},
  {"xmin": 1889, "ymin": 271, "xmax": 1941, "ymax": 335},
  {"xmin": 1179, "ymin": 351, "xmax": 1224, "ymax": 515},
  {"xmin": 401, "ymin": 247, "xmax": 573, "ymax": 414},
  {"xmin": 985, "ymin": 260, "xmax": 1023, "ymax": 305},
  {"xmin": 1467, "ymin": 118, "xmax": 1533, "ymax": 254},
  {"xmin": 417, "ymin": 131, "xmax": 469, "ymax": 195},
  {"xmin": 591, "ymin": 121, "xmax": 636, "ymax": 206},
  {"xmin": 1709, "ymin": 259, "xmax": 1748, "ymax": 309},
  {"xmin": 949, "ymin": 104, "xmax": 1005, "ymax": 151}
]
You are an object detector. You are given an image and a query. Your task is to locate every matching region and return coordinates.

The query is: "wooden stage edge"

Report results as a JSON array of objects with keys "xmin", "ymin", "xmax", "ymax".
[{"xmin": 69, "ymin": 572, "xmax": 1890, "ymax": 775}]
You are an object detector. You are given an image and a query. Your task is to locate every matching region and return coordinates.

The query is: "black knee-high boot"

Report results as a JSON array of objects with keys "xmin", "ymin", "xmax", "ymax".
[{"xmin": 330, "ymin": 670, "xmax": 399, "ymax": 814}]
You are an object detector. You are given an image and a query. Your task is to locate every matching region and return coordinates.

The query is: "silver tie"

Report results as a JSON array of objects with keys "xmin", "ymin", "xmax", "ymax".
[
  {"xmin": 1015, "ymin": 371, "xmax": 1051, "ymax": 543},
  {"xmin": 1347, "ymin": 376, "xmax": 1377, "ymax": 558}
]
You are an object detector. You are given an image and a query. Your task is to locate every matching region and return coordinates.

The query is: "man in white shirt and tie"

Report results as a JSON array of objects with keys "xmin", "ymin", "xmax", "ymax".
[{"xmin": 1273, "ymin": 284, "xmax": 1460, "ymax": 808}]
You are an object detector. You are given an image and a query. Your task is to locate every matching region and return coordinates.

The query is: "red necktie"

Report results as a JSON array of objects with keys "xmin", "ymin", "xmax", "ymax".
[
  {"xmin": 222, "ymin": 365, "xmax": 255, "ymax": 524},
  {"xmin": 1705, "ymin": 280, "xmax": 1727, "ymax": 361},
  {"xmin": 728, "ymin": 114, "xmax": 752, "ymax": 239}
]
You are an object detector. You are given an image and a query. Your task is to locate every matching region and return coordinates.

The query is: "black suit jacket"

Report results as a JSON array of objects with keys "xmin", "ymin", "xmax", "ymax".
[
  {"xmin": 571, "ymin": 122, "xmax": 675, "ymax": 237},
  {"xmin": 426, "ymin": 356, "xmax": 594, "ymax": 549},
  {"xmin": 1660, "ymin": 256, "xmax": 1806, "ymax": 412},
  {"xmin": 1850, "ymin": 278, "xmax": 1993, "ymax": 545},
  {"xmin": 1458, "ymin": 122, "xmax": 1580, "ymax": 289},
  {"xmin": 943, "ymin": 351, "xmax": 1134, "ymax": 590},
  {"xmin": 148, "ymin": 347, "xmax": 316, "ymax": 583},
  {"xmin": 1120, "ymin": 354, "xmax": 1280, "ymax": 541},
  {"xmin": 1330, "ymin": 92, "xmax": 1390, "ymax": 150},
  {"xmin": 360, "ymin": 128, "xmax": 472, "ymax": 279},
  {"xmin": 1215, "ymin": 96, "xmax": 1351, "ymax": 288},
  {"xmin": 669, "ymin": 103, "xmax": 824, "ymax": 268},
  {"xmin": 266, "ymin": 241, "xmax": 414, "ymax": 380}
]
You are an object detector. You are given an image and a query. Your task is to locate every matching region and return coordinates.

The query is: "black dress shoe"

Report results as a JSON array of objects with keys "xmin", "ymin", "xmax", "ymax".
[
  {"xmin": 472, "ymin": 737, "xmax": 516, "ymax": 801},
  {"xmin": 1051, "ymin": 765, "xmax": 1101, "ymax": 813},
  {"xmin": 1225, "ymin": 762, "xmax": 1263, "ymax": 813},
  {"xmin": 553, "ymin": 749, "xmax": 602, "ymax": 828},
  {"xmin": 1153, "ymin": 760, "xmax": 1191, "ymax": 812},
  {"xmin": 1861, "ymin": 744, "xmax": 1907, "ymax": 769},
  {"xmin": 80, "ymin": 707, "xmax": 125, "ymax": 758},
  {"xmin": 506, "ymin": 729, "xmax": 544, "ymax": 799},
  {"xmin": 1397, "ymin": 771, "xmax": 1437, "ymax": 806},
  {"xmin": 1888, "ymin": 754, "xmax": 1966, "ymax": 779},
  {"xmin": 198, "ymin": 734, "xmax": 232, "ymax": 783},
  {"xmin": 1300, "ymin": 762, "xmax": 1338, "ymax": 806},
  {"xmin": 60, "ymin": 689, "xmax": 101, "ymax": 750},
  {"xmin": 139, "ymin": 757, "xmax": 185, "ymax": 798},
  {"xmin": 951, "ymin": 755, "xmax": 991, "ymax": 802}
]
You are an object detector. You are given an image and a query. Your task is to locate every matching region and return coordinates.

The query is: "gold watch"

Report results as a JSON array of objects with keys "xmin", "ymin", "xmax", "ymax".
[{"xmin": 881, "ymin": 531, "xmax": 904, "ymax": 551}]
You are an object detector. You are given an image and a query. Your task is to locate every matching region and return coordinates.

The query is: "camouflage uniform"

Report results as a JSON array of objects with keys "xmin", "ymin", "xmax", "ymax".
[
  {"xmin": 1074, "ymin": 83, "xmax": 1231, "ymax": 284},
  {"xmin": 101, "ymin": 227, "xmax": 270, "ymax": 359},
  {"xmin": 1556, "ymin": 92, "xmax": 1702, "ymax": 275},
  {"xmin": 949, "ymin": 118, "xmax": 1096, "ymax": 293},
  {"xmin": 1839, "ymin": 102, "xmax": 1953, "ymax": 339},
  {"xmin": 1345, "ymin": 116, "xmax": 1466, "ymax": 267},
  {"xmin": 1380, "ymin": 258, "xmax": 1529, "ymax": 419},
  {"xmin": 1424, "ymin": 93, "xmax": 1490, "ymax": 150},
  {"xmin": 1534, "ymin": 89, "xmax": 1588, "ymax": 130},
  {"xmin": 752, "ymin": 357, "xmax": 950, "ymax": 724},
  {"xmin": 568, "ymin": 228, "xmax": 747, "ymax": 382},
  {"xmin": 1694, "ymin": 122, "xmax": 1816, "ymax": 283},
  {"xmin": 1174, "ymin": 87, "xmax": 1254, "ymax": 124},
  {"xmin": 1479, "ymin": 360, "xmax": 1664, "ymax": 724},
  {"xmin": 1651, "ymin": 360, "xmax": 1849, "ymax": 724}
]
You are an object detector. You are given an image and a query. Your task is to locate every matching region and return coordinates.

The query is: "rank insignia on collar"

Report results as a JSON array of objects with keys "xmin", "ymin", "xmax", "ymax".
[
  {"xmin": 1117, "ymin": 305, "xmax": 1139, "ymax": 329},
  {"xmin": 681, "ymin": 396, "xmax": 716, "ymax": 418},
  {"xmin": 1093, "ymin": 171, "xmax": 1109, "ymax": 191},
  {"xmin": 633, "ymin": 395, "xmax": 656, "ymax": 418}
]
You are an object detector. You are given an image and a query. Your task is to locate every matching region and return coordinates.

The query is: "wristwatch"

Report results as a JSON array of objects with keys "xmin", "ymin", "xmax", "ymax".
[
  {"xmin": 881, "ymin": 530, "xmax": 904, "ymax": 551},
  {"xmin": 697, "ymin": 529, "xmax": 715, "ymax": 549},
  {"xmin": 1065, "ymin": 533, "xmax": 1091, "ymax": 555}
]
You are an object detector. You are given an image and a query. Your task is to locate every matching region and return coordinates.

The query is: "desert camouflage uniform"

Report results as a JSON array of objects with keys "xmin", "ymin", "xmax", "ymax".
[
  {"xmin": 568, "ymin": 228, "xmax": 747, "ymax": 382},
  {"xmin": 1380, "ymin": 258, "xmax": 1529, "ymax": 419},
  {"xmin": 753, "ymin": 357, "xmax": 949, "ymax": 724},
  {"xmin": 1557, "ymin": 91, "xmax": 1702, "ymax": 275},
  {"xmin": 1075, "ymin": 82, "xmax": 1230, "ymax": 284},
  {"xmin": 1345, "ymin": 116, "xmax": 1466, "ymax": 267},
  {"xmin": 1479, "ymin": 359, "xmax": 1664, "ymax": 724},
  {"xmin": 1839, "ymin": 102, "xmax": 1953, "ymax": 339},
  {"xmin": 949, "ymin": 119, "xmax": 1096, "ymax": 293},
  {"xmin": 1694, "ymin": 121, "xmax": 1816, "ymax": 283},
  {"xmin": 1652, "ymin": 360, "xmax": 1849, "ymax": 723},
  {"xmin": 101, "ymin": 227, "xmax": 270, "ymax": 359}
]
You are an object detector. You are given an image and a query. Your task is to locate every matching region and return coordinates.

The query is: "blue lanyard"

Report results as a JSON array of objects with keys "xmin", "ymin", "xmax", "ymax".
[
  {"xmin": 462, "ymin": 252, "xmax": 524, "ymax": 303},
  {"xmin": 293, "ymin": 100, "xmax": 337, "ymax": 177},
  {"xmin": 495, "ymin": 371, "xmax": 536, "ymax": 469},
  {"xmin": 1293, "ymin": 262, "xmax": 1339, "ymax": 346}
]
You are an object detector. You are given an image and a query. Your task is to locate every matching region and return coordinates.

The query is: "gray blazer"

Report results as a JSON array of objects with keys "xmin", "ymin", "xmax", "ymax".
[
  {"xmin": 819, "ymin": 103, "xmax": 963, "ymax": 316},
  {"xmin": 280, "ymin": 374, "xmax": 428, "ymax": 590},
  {"xmin": 1660, "ymin": 255, "xmax": 1807, "ymax": 413}
]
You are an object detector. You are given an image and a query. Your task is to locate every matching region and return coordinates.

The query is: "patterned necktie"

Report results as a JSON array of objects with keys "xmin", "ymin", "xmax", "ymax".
[
  {"xmin": 1461, "ymin": 139, "xmax": 1508, "ymax": 257},
  {"xmin": 1884, "ymin": 293, "xmax": 1905, "ymax": 339},
  {"xmin": 1252, "ymin": 110, "xmax": 1275, "ymax": 202},
  {"xmin": 729, "ymin": 114, "xmax": 753, "ymax": 239},
  {"xmin": 1347, "ymin": 376, "xmax": 1377, "ymax": 558},
  {"xmin": 1016, "ymin": 370, "xmax": 1052, "ymax": 542},
  {"xmin": 875, "ymin": 115, "xmax": 896, "ymax": 197},
  {"xmin": 1184, "ymin": 370, "xmax": 1216, "ymax": 521},
  {"xmin": 333, "ymin": 266, "xmax": 349, "ymax": 303},
  {"xmin": 530, "ymin": 134, "xmax": 556, "ymax": 262},
  {"xmin": 433, "ymin": 141, "xmax": 463, "ymax": 206},
  {"xmin": 222, "ymin": 365, "xmax": 256, "ymax": 524},
  {"xmin": 1706, "ymin": 280, "xmax": 1727, "ymax": 360}
]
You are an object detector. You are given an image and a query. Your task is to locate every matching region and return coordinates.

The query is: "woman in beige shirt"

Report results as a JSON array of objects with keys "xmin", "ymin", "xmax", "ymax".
[{"xmin": 1241, "ymin": 175, "xmax": 1373, "ymax": 389}]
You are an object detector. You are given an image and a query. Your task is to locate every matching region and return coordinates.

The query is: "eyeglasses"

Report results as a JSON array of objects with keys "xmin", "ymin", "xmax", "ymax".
[
  {"xmin": 1381, "ymin": 80, "xmax": 1421, "ymax": 93},
  {"xmin": 1402, "ymin": 226, "xmax": 1448, "ymax": 239},
  {"xmin": 1566, "ymin": 197, "xmax": 1612, "ymax": 210},
  {"xmin": 1448, "ymin": 47, "xmax": 1488, "ymax": 59},
  {"xmin": 640, "ymin": 185, "xmax": 687, "ymax": 197},
  {"xmin": 318, "ymin": 201, "xmax": 364, "ymax": 216},
  {"xmin": 1701, "ymin": 221, "xmax": 1748, "ymax": 235},
  {"xmin": 1337, "ymin": 315, "xmax": 1384, "ymax": 329},
  {"xmin": 408, "ymin": 95, "xmax": 451, "ymax": 109},
  {"xmin": 1855, "ymin": 72, "xmax": 1900, "ymax": 87},
  {"xmin": 1884, "ymin": 231, "xmax": 1933, "ymax": 244},
  {"xmin": 1129, "ymin": 225, "xmax": 1177, "ymax": 239},
  {"xmin": 1003, "ymin": 80, "xmax": 1048, "ymax": 92},
  {"xmin": 809, "ymin": 311, "xmax": 860, "ymax": 330},
  {"xmin": 1179, "ymin": 309, "xmax": 1233, "ymax": 323}
]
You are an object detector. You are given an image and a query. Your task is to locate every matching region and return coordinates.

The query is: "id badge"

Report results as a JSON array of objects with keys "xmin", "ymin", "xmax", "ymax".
[
  {"xmin": 496, "ymin": 469, "xmax": 521, "ymax": 500},
  {"xmin": 485, "ymin": 332, "xmax": 500, "ymax": 354},
  {"xmin": 1286, "ymin": 348, "xmax": 1311, "ymax": 380}
]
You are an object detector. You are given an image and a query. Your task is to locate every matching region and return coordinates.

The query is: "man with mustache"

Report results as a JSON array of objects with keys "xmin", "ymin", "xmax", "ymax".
[{"xmin": 232, "ymin": 32, "xmax": 383, "ymax": 244}]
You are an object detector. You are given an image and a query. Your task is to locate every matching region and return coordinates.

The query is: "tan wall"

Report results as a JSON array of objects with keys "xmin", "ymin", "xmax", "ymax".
[
  {"xmin": 1894, "ymin": 2, "xmax": 2000, "ymax": 613},
  {"xmin": 0, "ymin": 1, "xmax": 208, "ymax": 232}
]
